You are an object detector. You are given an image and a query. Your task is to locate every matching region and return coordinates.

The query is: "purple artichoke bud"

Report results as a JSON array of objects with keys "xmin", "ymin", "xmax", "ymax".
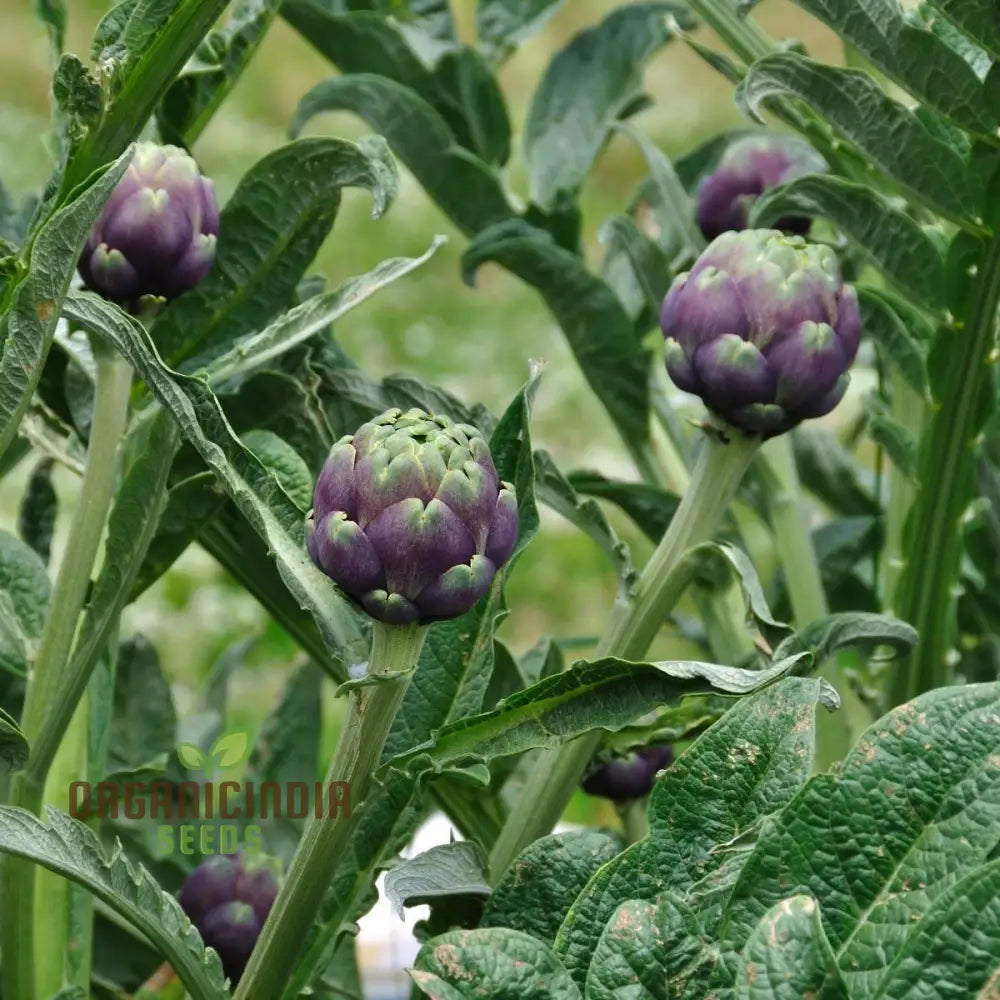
[
  {"xmin": 233, "ymin": 853, "xmax": 282, "ymax": 924},
  {"xmin": 696, "ymin": 134, "xmax": 827, "ymax": 241},
  {"xmin": 200, "ymin": 901, "xmax": 261, "ymax": 984},
  {"xmin": 178, "ymin": 854, "xmax": 238, "ymax": 927},
  {"xmin": 660, "ymin": 230, "xmax": 861, "ymax": 437},
  {"xmin": 306, "ymin": 408, "xmax": 518, "ymax": 625},
  {"xmin": 78, "ymin": 142, "xmax": 218, "ymax": 307},
  {"xmin": 582, "ymin": 744, "xmax": 674, "ymax": 803}
]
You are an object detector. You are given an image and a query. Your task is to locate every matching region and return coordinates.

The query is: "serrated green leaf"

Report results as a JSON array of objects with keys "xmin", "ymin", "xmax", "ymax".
[
  {"xmin": 737, "ymin": 52, "xmax": 982, "ymax": 227},
  {"xmin": 720, "ymin": 683, "xmax": 1000, "ymax": 999},
  {"xmin": 291, "ymin": 74, "xmax": 513, "ymax": 237},
  {"xmin": 791, "ymin": 426, "xmax": 879, "ymax": 516},
  {"xmin": 63, "ymin": 289, "xmax": 368, "ymax": 681},
  {"xmin": 736, "ymin": 894, "xmax": 849, "ymax": 1000},
  {"xmin": 792, "ymin": 0, "xmax": 996, "ymax": 137},
  {"xmin": 523, "ymin": 2, "xmax": 691, "ymax": 209},
  {"xmin": 412, "ymin": 928, "xmax": 580, "ymax": 1000},
  {"xmin": 750, "ymin": 175, "xmax": 946, "ymax": 309},
  {"xmin": 389, "ymin": 654, "xmax": 806, "ymax": 782},
  {"xmin": 385, "ymin": 841, "xmax": 491, "ymax": 919},
  {"xmin": 0, "ymin": 806, "xmax": 229, "ymax": 999},
  {"xmin": 931, "ymin": 0, "xmax": 1000, "ymax": 59},
  {"xmin": 0, "ymin": 148, "xmax": 131, "ymax": 460},
  {"xmin": 598, "ymin": 214, "xmax": 674, "ymax": 324},
  {"xmin": 0, "ymin": 530, "xmax": 50, "ymax": 677},
  {"xmin": 555, "ymin": 677, "xmax": 824, "ymax": 987},
  {"xmin": 463, "ymin": 220, "xmax": 651, "ymax": 449},
  {"xmin": 476, "ymin": 0, "xmax": 565, "ymax": 59},
  {"xmin": 482, "ymin": 830, "xmax": 621, "ymax": 942},
  {"xmin": 52, "ymin": 54, "xmax": 103, "ymax": 150},
  {"xmin": 587, "ymin": 894, "xmax": 717, "ymax": 1000},
  {"xmin": 151, "ymin": 136, "xmax": 398, "ymax": 369}
]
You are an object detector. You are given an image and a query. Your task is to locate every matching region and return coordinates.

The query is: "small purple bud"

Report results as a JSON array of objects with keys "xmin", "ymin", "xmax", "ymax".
[
  {"xmin": 696, "ymin": 133, "xmax": 827, "ymax": 241},
  {"xmin": 79, "ymin": 142, "xmax": 218, "ymax": 309},
  {"xmin": 200, "ymin": 901, "xmax": 261, "ymax": 984},
  {"xmin": 178, "ymin": 854, "xmax": 238, "ymax": 927},
  {"xmin": 582, "ymin": 745, "xmax": 674, "ymax": 803}
]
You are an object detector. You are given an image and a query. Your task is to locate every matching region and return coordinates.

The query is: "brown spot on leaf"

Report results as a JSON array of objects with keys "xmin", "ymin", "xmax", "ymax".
[{"xmin": 35, "ymin": 300, "xmax": 54, "ymax": 322}]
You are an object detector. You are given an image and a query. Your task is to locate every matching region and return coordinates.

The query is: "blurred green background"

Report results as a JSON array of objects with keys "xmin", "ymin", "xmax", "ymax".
[{"xmin": 0, "ymin": 0, "xmax": 842, "ymax": 822}]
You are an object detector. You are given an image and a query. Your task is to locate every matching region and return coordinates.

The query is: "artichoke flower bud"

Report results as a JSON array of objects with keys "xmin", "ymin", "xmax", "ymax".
[
  {"xmin": 660, "ymin": 229, "xmax": 861, "ymax": 437},
  {"xmin": 696, "ymin": 134, "xmax": 827, "ymax": 241},
  {"xmin": 582, "ymin": 744, "xmax": 673, "ymax": 803},
  {"xmin": 78, "ymin": 142, "xmax": 219, "ymax": 307},
  {"xmin": 306, "ymin": 408, "xmax": 519, "ymax": 625}
]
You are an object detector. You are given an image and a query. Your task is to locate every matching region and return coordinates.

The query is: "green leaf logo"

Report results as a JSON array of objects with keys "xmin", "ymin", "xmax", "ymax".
[
  {"xmin": 209, "ymin": 731, "xmax": 249, "ymax": 771},
  {"xmin": 176, "ymin": 743, "xmax": 205, "ymax": 771}
]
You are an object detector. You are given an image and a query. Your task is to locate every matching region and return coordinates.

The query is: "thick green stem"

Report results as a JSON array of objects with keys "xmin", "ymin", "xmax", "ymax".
[
  {"xmin": 892, "ymin": 236, "xmax": 1000, "ymax": 706},
  {"xmin": 684, "ymin": 0, "xmax": 774, "ymax": 64},
  {"xmin": 488, "ymin": 429, "xmax": 760, "ymax": 880},
  {"xmin": 2, "ymin": 344, "xmax": 132, "ymax": 1000},
  {"xmin": 235, "ymin": 622, "xmax": 426, "ymax": 1000}
]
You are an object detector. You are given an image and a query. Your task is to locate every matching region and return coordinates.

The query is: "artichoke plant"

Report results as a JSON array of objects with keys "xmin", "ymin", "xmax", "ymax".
[
  {"xmin": 660, "ymin": 229, "xmax": 861, "ymax": 437},
  {"xmin": 696, "ymin": 133, "xmax": 827, "ymax": 240},
  {"xmin": 306, "ymin": 408, "xmax": 518, "ymax": 625},
  {"xmin": 582, "ymin": 744, "xmax": 673, "ymax": 802},
  {"xmin": 78, "ymin": 142, "xmax": 219, "ymax": 307}
]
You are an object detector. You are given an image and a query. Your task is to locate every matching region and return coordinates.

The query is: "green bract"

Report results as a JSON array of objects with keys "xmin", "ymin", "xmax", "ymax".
[{"xmin": 306, "ymin": 408, "xmax": 518, "ymax": 625}]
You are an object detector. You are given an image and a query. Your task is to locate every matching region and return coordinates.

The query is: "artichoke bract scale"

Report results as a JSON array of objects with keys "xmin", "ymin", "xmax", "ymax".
[
  {"xmin": 307, "ymin": 408, "xmax": 518, "ymax": 625},
  {"xmin": 660, "ymin": 229, "xmax": 861, "ymax": 437},
  {"xmin": 78, "ymin": 142, "xmax": 219, "ymax": 307}
]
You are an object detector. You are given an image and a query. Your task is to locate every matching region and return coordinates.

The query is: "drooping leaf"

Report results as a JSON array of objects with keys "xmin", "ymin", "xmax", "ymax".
[
  {"xmin": 17, "ymin": 458, "xmax": 57, "ymax": 565},
  {"xmin": 0, "ymin": 148, "xmax": 131, "ymax": 460},
  {"xmin": 857, "ymin": 286, "xmax": 931, "ymax": 396},
  {"xmin": 791, "ymin": 426, "xmax": 879, "ymax": 516},
  {"xmin": 463, "ymin": 220, "xmax": 651, "ymax": 449},
  {"xmin": 63, "ymin": 289, "xmax": 369, "ymax": 681},
  {"xmin": 0, "ymin": 806, "xmax": 229, "ymax": 999},
  {"xmin": 411, "ymin": 928, "xmax": 581, "ymax": 1000},
  {"xmin": 737, "ymin": 52, "xmax": 982, "ymax": 227},
  {"xmin": 523, "ymin": 2, "xmax": 692, "ymax": 210},
  {"xmin": 387, "ymin": 654, "xmax": 810, "ymax": 778},
  {"xmin": 864, "ymin": 391, "xmax": 918, "ymax": 479},
  {"xmin": 151, "ymin": 135, "xmax": 399, "ymax": 369},
  {"xmin": 384, "ymin": 841, "xmax": 491, "ymax": 919},
  {"xmin": 33, "ymin": 0, "xmax": 66, "ymax": 53},
  {"xmin": 792, "ymin": 0, "xmax": 995, "ymax": 137},
  {"xmin": 291, "ymin": 75, "xmax": 513, "ymax": 236},
  {"xmin": 750, "ymin": 174, "xmax": 946, "ymax": 308},
  {"xmin": 720, "ymin": 683, "xmax": 1000, "ymax": 1000},
  {"xmin": 566, "ymin": 470, "xmax": 678, "ymax": 544},
  {"xmin": 735, "ymin": 895, "xmax": 850, "ymax": 1000},
  {"xmin": 482, "ymin": 830, "xmax": 622, "ymax": 943},
  {"xmin": 771, "ymin": 612, "xmax": 918, "ymax": 666}
]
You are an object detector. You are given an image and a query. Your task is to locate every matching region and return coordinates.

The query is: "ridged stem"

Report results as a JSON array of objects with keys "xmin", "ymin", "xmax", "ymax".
[
  {"xmin": 235, "ymin": 622, "xmax": 426, "ymax": 1000},
  {"xmin": 488, "ymin": 428, "xmax": 760, "ymax": 880}
]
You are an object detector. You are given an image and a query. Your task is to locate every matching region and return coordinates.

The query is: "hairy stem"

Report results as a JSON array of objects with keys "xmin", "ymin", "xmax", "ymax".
[
  {"xmin": 2, "ymin": 343, "xmax": 132, "ymax": 1000},
  {"xmin": 488, "ymin": 428, "xmax": 760, "ymax": 880},
  {"xmin": 235, "ymin": 622, "xmax": 426, "ymax": 1000}
]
